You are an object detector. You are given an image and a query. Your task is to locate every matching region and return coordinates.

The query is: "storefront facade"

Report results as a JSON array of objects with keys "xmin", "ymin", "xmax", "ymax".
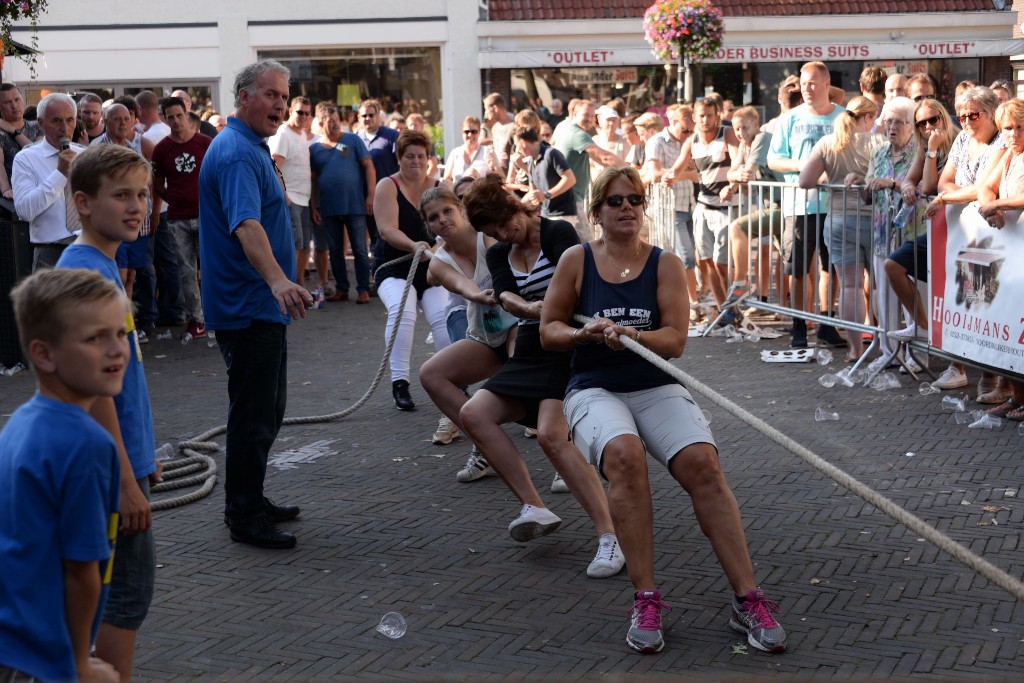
[{"xmin": 480, "ymin": 2, "xmax": 1020, "ymax": 119}]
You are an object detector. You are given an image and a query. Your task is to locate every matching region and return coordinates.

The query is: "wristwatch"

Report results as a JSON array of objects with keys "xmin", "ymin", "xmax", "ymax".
[
  {"xmin": 925, "ymin": 150, "xmax": 938, "ymax": 159},
  {"xmin": 11, "ymin": 128, "xmax": 21, "ymax": 138},
  {"xmin": 543, "ymin": 191, "xmax": 551, "ymax": 200}
]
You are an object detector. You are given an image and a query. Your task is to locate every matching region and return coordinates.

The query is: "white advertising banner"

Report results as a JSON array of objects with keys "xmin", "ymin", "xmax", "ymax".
[
  {"xmin": 928, "ymin": 204, "xmax": 1024, "ymax": 377},
  {"xmin": 480, "ymin": 39, "xmax": 1024, "ymax": 69}
]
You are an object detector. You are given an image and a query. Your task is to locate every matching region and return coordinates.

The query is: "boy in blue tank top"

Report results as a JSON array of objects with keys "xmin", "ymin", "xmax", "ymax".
[{"xmin": 0, "ymin": 268, "xmax": 126, "ymax": 683}]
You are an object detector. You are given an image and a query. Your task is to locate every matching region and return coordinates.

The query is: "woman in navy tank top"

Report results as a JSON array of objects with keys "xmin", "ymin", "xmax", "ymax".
[{"xmin": 541, "ymin": 167, "xmax": 787, "ymax": 656}]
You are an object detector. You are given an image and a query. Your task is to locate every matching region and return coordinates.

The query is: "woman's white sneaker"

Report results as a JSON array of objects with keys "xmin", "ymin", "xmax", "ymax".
[
  {"xmin": 932, "ymin": 364, "xmax": 968, "ymax": 389},
  {"xmin": 508, "ymin": 504, "xmax": 562, "ymax": 542},
  {"xmin": 456, "ymin": 447, "xmax": 495, "ymax": 482},
  {"xmin": 587, "ymin": 533, "xmax": 626, "ymax": 578}
]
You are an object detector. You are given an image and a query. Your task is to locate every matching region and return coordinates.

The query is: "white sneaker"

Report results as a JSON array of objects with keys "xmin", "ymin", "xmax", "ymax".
[
  {"xmin": 431, "ymin": 416, "xmax": 460, "ymax": 445},
  {"xmin": 899, "ymin": 355, "xmax": 924, "ymax": 375},
  {"xmin": 932, "ymin": 364, "xmax": 968, "ymax": 390},
  {"xmin": 550, "ymin": 473, "xmax": 569, "ymax": 493},
  {"xmin": 888, "ymin": 324, "xmax": 925, "ymax": 342},
  {"xmin": 455, "ymin": 447, "xmax": 495, "ymax": 482},
  {"xmin": 587, "ymin": 533, "xmax": 626, "ymax": 578},
  {"xmin": 508, "ymin": 504, "xmax": 562, "ymax": 542},
  {"xmin": 523, "ymin": 427, "xmax": 537, "ymax": 438},
  {"xmin": 867, "ymin": 356, "xmax": 892, "ymax": 374}
]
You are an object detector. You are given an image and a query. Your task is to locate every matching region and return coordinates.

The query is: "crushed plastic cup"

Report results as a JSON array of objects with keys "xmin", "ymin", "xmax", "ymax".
[
  {"xmin": 375, "ymin": 612, "xmax": 407, "ymax": 639},
  {"xmin": 743, "ymin": 333, "xmax": 761, "ymax": 342},
  {"xmin": 953, "ymin": 409, "xmax": 976, "ymax": 425},
  {"xmin": 833, "ymin": 368, "xmax": 856, "ymax": 387},
  {"xmin": 941, "ymin": 395, "xmax": 966, "ymax": 412},
  {"xmin": 919, "ymin": 382, "xmax": 940, "ymax": 396},
  {"xmin": 155, "ymin": 443, "xmax": 175, "ymax": 461},
  {"xmin": 814, "ymin": 407, "xmax": 840, "ymax": 422},
  {"xmin": 156, "ymin": 330, "xmax": 172, "ymax": 341},
  {"xmin": 815, "ymin": 348, "xmax": 833, "ymax": 366},
  {"xmin": 969, "ymin": 413, "xmax": 1004, "ymax": 430},
  {"xmin": 818, "ymin": 374, "xmax": 837, "ymax": 388},
  {"xmin": 1018, "ymin": 422, "xmax": 1024, "ymax": 436},
  {"xmin": 869, "ymin": 372, "xmax": 900, "ymax": 392},
  {"xmin": 1, "ymin": 362, "xmax": 25, "ymax": 376},
  {"xmin": 726, "ymin": 333, "xmax": 744, "ymax": 344}
]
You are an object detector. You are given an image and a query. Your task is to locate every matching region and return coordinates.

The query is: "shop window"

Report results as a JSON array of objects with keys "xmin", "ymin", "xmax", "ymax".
[{"xmin": 260, "ymin": 47, "xmax": 442, "ymax": 123}]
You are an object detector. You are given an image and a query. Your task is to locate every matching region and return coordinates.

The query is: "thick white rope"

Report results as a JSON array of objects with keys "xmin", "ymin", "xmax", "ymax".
[
  {"xmin": 153, "ymin": 247, "xmax": 427, "ymax": 511},
  {"xmin": 574, "ymin": 314, "xmax": 1024, "ymax": 602}
]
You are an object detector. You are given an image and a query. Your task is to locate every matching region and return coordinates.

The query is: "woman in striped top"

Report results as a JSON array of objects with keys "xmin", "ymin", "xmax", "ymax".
[{"xmin": 457, "ymin": 174, "xmax": 625, "ymax": 579}]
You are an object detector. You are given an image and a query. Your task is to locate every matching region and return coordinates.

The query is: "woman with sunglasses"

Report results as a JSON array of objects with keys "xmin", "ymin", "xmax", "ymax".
[
  {"xmin": 457, "ymin": 173, "xmax": 626, "ymax": 580},
  {"xmin": 373, "ymin": 130, "xmax": 451, "ymax": 411},
  {"xmin": 539, "ymin": 167, "xmax": 785, "ymax": 655},
  {"xmin": 883, "ymin": 99, "xmax": 957, "ymax": 349},
  {"xmin": 441, "ymin": 115, "xmax": 496, "ymax": 184},
  {"xmin": 921, "ymin": 86, "xmax": 1006, "ymax": 398}
]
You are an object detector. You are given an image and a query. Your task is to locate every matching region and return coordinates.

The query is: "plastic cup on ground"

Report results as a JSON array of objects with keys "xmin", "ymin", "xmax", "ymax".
[
  {"xmin": 818, "ymin": 374, "xmax": 836, "ymax": 388},
  {"xmin": 919, "ymin": 382, "xmax": 940, "ymax": 396},
  {"xmin": 969, "ymin": 413, "xmax": 1004, "ymax": 430},
  {"xmin": 376, "ymin": 612, "xmax": 407, "ymax": 639},
  {"xmin": 815, "ymin": 348, "xmax": 833, "ymax": 365},
  {"xmin": 941, "ymin": 395, "xmax": 966, "ymax": 412},
  {"xmin": 814, "ymin": 407, "xmax": 840, "ymax": 422}
]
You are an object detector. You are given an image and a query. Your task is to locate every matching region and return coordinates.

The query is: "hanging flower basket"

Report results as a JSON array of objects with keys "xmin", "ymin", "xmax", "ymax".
[
  {"xmin": 643, "ymin": 0, "xmax": 724, "ymax": 64},
  {"xmin": 1, "ymin": 0, "xmax": 48, "ymax": 77}
]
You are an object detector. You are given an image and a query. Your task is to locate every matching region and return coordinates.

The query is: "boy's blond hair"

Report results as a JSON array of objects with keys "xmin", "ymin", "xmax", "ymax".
[
  {"xmin": 10, "ymin": 268, "xmax": 126, "ymax": 368},
  {"xmin": 70, "ymin": 144, "xmax": 151, "ymax": 198}
]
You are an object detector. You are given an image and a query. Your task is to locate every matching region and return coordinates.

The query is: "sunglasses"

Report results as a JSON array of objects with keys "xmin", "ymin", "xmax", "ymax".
[
  {"xmin": 360, "ymin": 112, "xmax": 376, "ymax": 119},
  {"xmin": 463, "ymin": 129, "xmax": 479, "ymax": 135},
  {"xmin": 295, "ymin": 110, "xmax": 311, "ymax": 117},
  {"xmin": 915, "ymin": 115, "xmax": 941, "ymax": 129},
  {"xmin": 958, "ymin": 111, "xmax": 982, "ymax": 124},
  {"xmin": 605, "ymin": 194, "xmax": 644, "ymax": 208}
]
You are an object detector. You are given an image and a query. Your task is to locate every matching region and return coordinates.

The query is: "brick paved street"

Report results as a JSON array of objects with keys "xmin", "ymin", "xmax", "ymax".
[{"xmin": 1, "ymin": 290, "xmax": 1022, "ymax": 681}]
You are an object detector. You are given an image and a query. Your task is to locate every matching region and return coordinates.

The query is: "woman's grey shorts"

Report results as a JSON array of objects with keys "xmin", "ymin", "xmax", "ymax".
[{"xmin": 564, "ymin": 384, "xmax": 715, "ymax": 474}]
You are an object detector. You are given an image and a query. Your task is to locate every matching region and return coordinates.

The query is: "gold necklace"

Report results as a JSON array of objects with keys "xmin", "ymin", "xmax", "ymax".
[{"xmin": 604, "ymin": 241, "xmax": 642, "ymax": 278}]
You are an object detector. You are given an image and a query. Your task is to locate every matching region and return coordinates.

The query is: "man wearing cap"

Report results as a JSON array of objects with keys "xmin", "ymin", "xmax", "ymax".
[{"xmin": 591, "ymin": 105, "xmax": 630, "ymax": 183}]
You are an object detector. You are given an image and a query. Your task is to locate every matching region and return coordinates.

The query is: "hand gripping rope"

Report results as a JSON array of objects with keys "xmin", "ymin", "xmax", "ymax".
[
  {"xmin": 151, "ymin": 246, "xmax": 429, "ymax": 512},
  {"xmin": 574, "ymin": 313, "xmax": 1024, "ymax": 602}
]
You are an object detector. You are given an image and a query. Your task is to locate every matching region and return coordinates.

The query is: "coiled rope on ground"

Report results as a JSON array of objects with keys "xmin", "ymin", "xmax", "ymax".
[{"xmin": 151, "ymin": 247, "xmax": 427, "ymax": 511}]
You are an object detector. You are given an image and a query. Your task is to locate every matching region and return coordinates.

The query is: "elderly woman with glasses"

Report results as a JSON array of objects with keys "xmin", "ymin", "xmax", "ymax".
[
  {"xmin": 539, "ymin": 166, "xmax": 786, "ymax": 656},
  {"xmin": 860, "ymin": 96, "xmax": 922, "ymax": 370},
  {"xmin": 442, "ymin": 115, "xmax": 496, "ymax": 183},
  {"xmin": 883, "ymin": 98, "xmax": 958, "ymax": 348},
  {"xmin": 921, "ymin": 86, "xmax": 1006, "ymax": 397}
]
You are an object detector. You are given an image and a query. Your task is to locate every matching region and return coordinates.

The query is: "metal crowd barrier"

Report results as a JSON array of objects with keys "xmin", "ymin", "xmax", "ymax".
[{"xmin": 638, "ymin": 178, "xmax": 1012, "ymax": 383}]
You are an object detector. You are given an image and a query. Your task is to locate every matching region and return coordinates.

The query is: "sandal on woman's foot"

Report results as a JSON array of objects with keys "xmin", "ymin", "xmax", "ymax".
[
  {"xmin": 986, "ymin": 398, "xmax": 1022, "ymax": 418},
  {"xmin": 1006, "ymin": 403, "xmax": 1024, "ymax": 422}
]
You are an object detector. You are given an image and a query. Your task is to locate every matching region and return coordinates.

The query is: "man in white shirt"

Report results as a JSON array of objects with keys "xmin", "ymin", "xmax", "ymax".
[
  {"xmin": 12, "ymin": 93, "xmax": 83, "ymax": 271},
  {"xmin": 269, "ymin": 96, "xmax": 327, "ymax": 295}
]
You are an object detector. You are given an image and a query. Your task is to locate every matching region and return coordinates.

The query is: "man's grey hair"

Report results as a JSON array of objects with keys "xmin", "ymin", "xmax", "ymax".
[
  {"xmin": 37, "ymin": 93, "xmax": 77, "ymax": 121},
  {"xmin": 233, "ymin": 59, "xmax": 290, "ymax": 108},
  {"xmin": 956, "ymin": 86, "xmax": 1000, "ymax": 116}
]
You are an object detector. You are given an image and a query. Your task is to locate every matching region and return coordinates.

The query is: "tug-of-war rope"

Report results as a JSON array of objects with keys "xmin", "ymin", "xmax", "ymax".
[{"xmin": 152, "ymin": 246, "xmax": 1024, "ymax": 601}]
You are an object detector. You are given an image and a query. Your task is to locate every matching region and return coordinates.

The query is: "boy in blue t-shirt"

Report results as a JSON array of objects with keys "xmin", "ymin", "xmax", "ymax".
[
  {"xmin": 0, "ymin": 268, "xmax": 126, "ymax": 683},
  {"xmin": 56, "ymin": 144, "xmax": 158, "ymax": 681}
]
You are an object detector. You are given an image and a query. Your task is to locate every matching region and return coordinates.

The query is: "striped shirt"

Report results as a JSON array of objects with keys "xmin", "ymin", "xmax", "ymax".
[
  {"xmin": 692, "ymin": 126, "xmax": 734, "ymax": 208},
  {"xmin": 510, "ymin": 252, "xmax": 554, "ymax": 327}
]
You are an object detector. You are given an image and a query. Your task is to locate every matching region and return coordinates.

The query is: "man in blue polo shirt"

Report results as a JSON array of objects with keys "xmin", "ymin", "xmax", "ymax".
[
  {"xmin": 356, "ymin": 98, "xmax": 399, "ymax": 247},
  {"xmin": 198, "ymin": 59, "xmax": 313, "ymax": 549}
]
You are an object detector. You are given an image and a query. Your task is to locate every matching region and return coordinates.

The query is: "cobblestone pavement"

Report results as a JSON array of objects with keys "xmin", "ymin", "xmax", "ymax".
[{"xmin": 1, "ymin": 290, "xmax": 1021, "ymax": 681}]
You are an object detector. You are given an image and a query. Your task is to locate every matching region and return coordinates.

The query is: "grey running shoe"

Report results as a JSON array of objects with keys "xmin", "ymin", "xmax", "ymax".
[
  {"xmin": 728, "ymin": 589, "xmax": 787, "ymax": 653},
  {"xmin": 455, "ymin": 447, "xmax": 495, "ymax": 482},
  {"xmin": 627, "ymin": 590, "xmax": 670, "ymax": 653}
]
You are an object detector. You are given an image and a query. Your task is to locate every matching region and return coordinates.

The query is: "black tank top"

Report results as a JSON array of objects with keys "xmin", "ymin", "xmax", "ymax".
[
  {"xmin": 374, "ymin": 177, "xmax": 438, "ymax": 297},
  {"xmin": 567, "ymin": 243, "xmax": 677, "ymax": 393}
]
